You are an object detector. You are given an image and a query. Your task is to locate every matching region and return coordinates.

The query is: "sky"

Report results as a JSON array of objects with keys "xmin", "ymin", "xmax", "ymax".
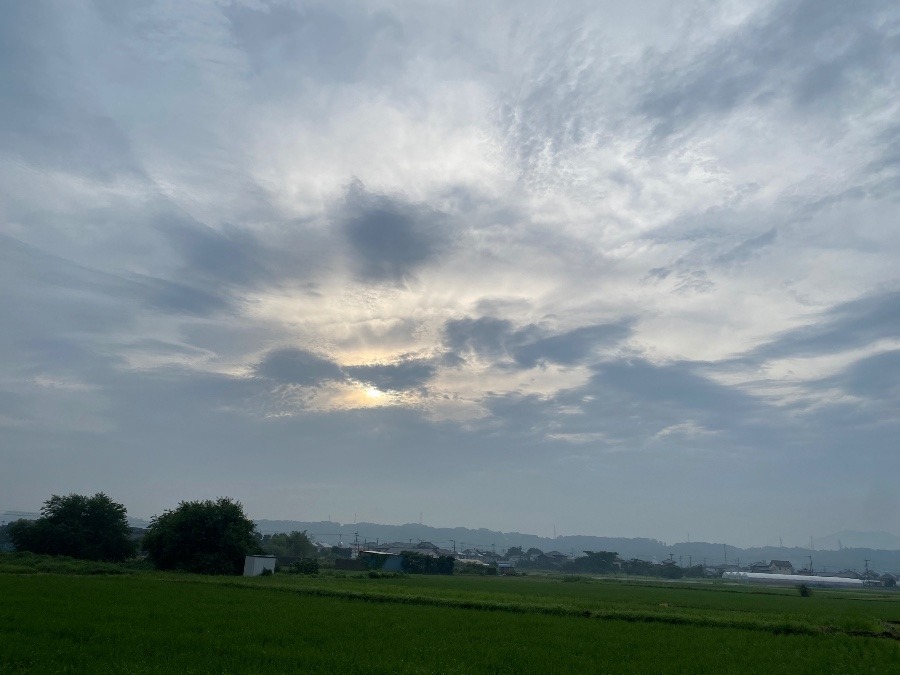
[{"xmin": 1, "ymin": 0, "xmax": 898, "ymax": 548}]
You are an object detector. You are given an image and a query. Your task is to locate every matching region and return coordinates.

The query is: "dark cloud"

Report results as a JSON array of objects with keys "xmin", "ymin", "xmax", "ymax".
[
  {"xmin": 339, "ymin": 180, "xmax": 451, "ymax": 283},
  {"xmin": 826, "ymin": 349, "xmax": 900, "ymax": 399},
  {"xmin": 0, "ymin": 234, "xmax": 230, "ymax": 320},
  {"xmin": 133, "ymin": 276, "xmax": 230, "ymax": 318},
  {"xmin": 254, "ymin": 348, "xmax": 344, "ymax": 386},
  {"xmin": 444, "ymin": 317, "xmax": 533, "ymax": 359},
  {"xmin": 444, "ymin": 316, "xmax": 630, "ymax": 368},
  {"xmin": 158, "ymin": 220, "xmax": 270, "ymax": 287},
  {"xmin": 512, "ymin": 323, "xmax": 632, "ymax": 368},
  {"xmin": 345, "ymin": 359, "xmax": 437, "ymax": 392},
  {"xmin": 739, "ymin": 291, "xmax": 900, "ymax": 364},
  {"xmin": 482, "ymin": 356, "xmax": 787, "ymax": 456}
]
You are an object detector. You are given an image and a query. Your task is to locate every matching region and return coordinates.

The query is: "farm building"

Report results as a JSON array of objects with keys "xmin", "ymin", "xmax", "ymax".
[{"xmin": 243, "ymin": 555, "xmax": 276, "ymax": 576}]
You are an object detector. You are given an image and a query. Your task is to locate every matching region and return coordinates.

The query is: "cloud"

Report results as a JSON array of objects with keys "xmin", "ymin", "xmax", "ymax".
[
  {"xmin": 0, "ymin": 3, "xmax": 144, "ymax": 181},
  {"xmin": 2, "ymin": 0, "xmax": 899, "ymax": 546},
  {"xmin": 825, "ymin": 349, "xmax": 900, "ymax": 399},
  {"xmin": 638, "ymin": 0, "xmax": 898, "ymax": 143},
  {"xmin": 444, "ymin": 316, "xmax": 631, "ymax": 368},
  {"xmin": 345, "ymin": 359, "xmax": 437, "ymax": 392},
  {"xmin": 339, "ymin": 180, "xmax": 452, "ymax": 283},
  {"xmin": 444, "ymin": 317, "xmax": 535, "ymax": 360},
  {"xmin": 741, "ymin": 290, "xmax": 900, "ymax": 363},
  {"xmin": 158, "ymin": 220, "xmax": 270, "ymax": 287},
  {"xmin": 254, "ymin": 348, "xmax": 344, "ymax": 386},
  {"xmin": 224, "ymin": 2, "xmax": 404, "ymax": 85},
  {"xmin": 512, "ymin": 323, "xmax": 632, "ymax": 368}
]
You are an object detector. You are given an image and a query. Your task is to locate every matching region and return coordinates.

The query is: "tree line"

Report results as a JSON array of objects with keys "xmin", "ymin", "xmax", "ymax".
[{"xmin": 4, "ymin": 492, "xmax": 268, "ymax": 575}]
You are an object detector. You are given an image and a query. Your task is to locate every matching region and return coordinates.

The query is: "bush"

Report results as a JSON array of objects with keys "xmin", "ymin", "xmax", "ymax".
[
  {"xmin": 798, "ymin": 584, "xmax": 812, "ymax": 597},
  {"xmin": 0, "ymin": 551, "xmax": 132, "ymax": 575},
  {"xmin": 289, "ymin": 558, "xmax": 320, "ymax": 575}
]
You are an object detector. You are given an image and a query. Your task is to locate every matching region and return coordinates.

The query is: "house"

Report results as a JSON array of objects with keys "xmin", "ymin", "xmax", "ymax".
[
  {"xmin": 769, "ymin": 560, "xmax": 793, "ymax": 574},
  {"xmin": 367, "ymin": 541, "xmax": 454, "ymax": 558},
  {"xmin": 533, "ymin": 551, "xmax": 569, "ymax": 568}
]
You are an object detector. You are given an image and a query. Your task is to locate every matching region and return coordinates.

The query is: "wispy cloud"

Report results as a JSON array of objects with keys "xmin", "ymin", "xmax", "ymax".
[{"xmin": 1, "ymin": 0, "xmax": 898, "ymax": 546}]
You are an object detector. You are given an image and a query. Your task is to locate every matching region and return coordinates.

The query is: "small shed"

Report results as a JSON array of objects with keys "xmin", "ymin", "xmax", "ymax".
[
  {"xmin": 243, "ymin": 555, "xmax": 276, "ymax": 576},
  {"xmin": 496, "ymin": 561, "xmax": 515, "ymax": 575}
]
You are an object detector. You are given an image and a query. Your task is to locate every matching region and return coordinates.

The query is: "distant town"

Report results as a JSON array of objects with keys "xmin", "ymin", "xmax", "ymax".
[{"xmin": 3, "ymin": 509, "xmax": 897, "ymax": 586}]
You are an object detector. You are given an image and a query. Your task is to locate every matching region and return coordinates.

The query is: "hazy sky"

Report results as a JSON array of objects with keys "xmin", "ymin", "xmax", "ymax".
[{"xmin": 2, "ymin": 0, "xmax": 898, "ymax": 547}]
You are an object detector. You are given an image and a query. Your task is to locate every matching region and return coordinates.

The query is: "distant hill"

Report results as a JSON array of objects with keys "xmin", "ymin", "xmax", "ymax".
[
  {"xmin": 811, "ymin": 530, "xmax": 900, "ymax": 551},
  {"xmin": 255, "ymin": 520, "xmax": 900, "ymax": 573}
]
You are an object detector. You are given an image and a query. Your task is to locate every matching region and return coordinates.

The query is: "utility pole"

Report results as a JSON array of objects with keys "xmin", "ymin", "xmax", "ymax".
[
  {"xmin": 354, "ymin": 531, "xmax": 359, "ymax": 556},
  {"xmin": 724, "ymin": 544, "xmax": 727, "ymax": 566},
  {"xmin": 808, "ymin": 555, "xmax": 813, "ymax": 575},
  {"xmin": 864, "ymin": 559, "xmax": 870, "ymax": 586},
  {"xmin": 688, "ymin": 555, "xmax": 692, "ymax": 569},
  {"xmin": 450, "ymin": 539, "xmax": 456, "ymax": 554},
  {"xmin": 679, "ymin": 555, "xmax": 683, "ymax": 568}
]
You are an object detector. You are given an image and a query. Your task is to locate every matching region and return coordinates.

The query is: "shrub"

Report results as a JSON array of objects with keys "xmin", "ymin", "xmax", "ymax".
[
  {"xmin": 290, "ymin": 558, "xmax": 320, "ymax": 575},
  {"xmin": 798, "ymin": 584, "xmax": 812, "ymax": 597}
]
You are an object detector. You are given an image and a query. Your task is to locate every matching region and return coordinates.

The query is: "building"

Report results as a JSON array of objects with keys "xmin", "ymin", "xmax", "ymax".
[
  {"xmin": 243, "ymin": 555, "xmax": 276, "ymax": 576},
  {"xmin": 769, "ymin": 560, "xmax": 793, "ymax": 574}
]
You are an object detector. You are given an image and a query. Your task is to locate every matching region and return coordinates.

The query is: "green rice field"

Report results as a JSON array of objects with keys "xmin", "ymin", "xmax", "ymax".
[{"xmin": 1, "ymin": 556, "xmax": 898, "ymax": 673}]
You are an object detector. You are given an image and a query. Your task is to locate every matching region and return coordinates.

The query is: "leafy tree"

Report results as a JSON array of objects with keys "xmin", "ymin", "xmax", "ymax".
[
  {"xmin": 0, "ymin": 522, "xmax": 15, "ymax": 552},
  {"xmin": 7, "ymin": 493, "xmax": 135, "ymax": 561},
  {"xmin": 506, "ymin": 546, "xmax": 524, "ymax": 557},
  {"xmin": 259, "ymin": 531, "xmax": 316, "ymax": 558},
  {"xmin": 525, "ymin": 547, "xmax": 543, "ymax": 557},
  {"xmin": 569, "ymin": 550, "xmax": 619, "ymax": 574},
  {"xmin": 142, "ymin": 498, "xmax": 261, "ymax": 575}
]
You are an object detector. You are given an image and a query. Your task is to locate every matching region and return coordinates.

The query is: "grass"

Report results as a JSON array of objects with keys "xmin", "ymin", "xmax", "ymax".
[{"xmin": 1, "ymin": 557, "xmax": 898, "ymax": 673}]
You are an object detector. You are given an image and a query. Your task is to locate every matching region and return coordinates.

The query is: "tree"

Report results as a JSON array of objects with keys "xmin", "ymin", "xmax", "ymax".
[
  {"xmin": 259, "ymin": 531, "xmax": 316, "ymax": 558},
  {"xmin": 7, "ymin": 493, "xmax": 135, "ymax": 562},
  {"xmin": 569, "ymin": 550, "xmax": 619, "ymax": 574},
  {"xmin": 142, "ymin": 497, "xmax": 261, "ymax": 575},
  {"xmin": 506, "ymin": 546, "xmax": 524, "ymax": 558},
  {"xmin": 1, "ymin": 521, "xmax": 18, "ymax": 552}
]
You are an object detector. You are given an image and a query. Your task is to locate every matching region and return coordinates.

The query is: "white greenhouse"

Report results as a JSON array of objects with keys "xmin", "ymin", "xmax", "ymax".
[{"xmin": 721, "ymin": 572, "xmax": 864, "ymax": 587}]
